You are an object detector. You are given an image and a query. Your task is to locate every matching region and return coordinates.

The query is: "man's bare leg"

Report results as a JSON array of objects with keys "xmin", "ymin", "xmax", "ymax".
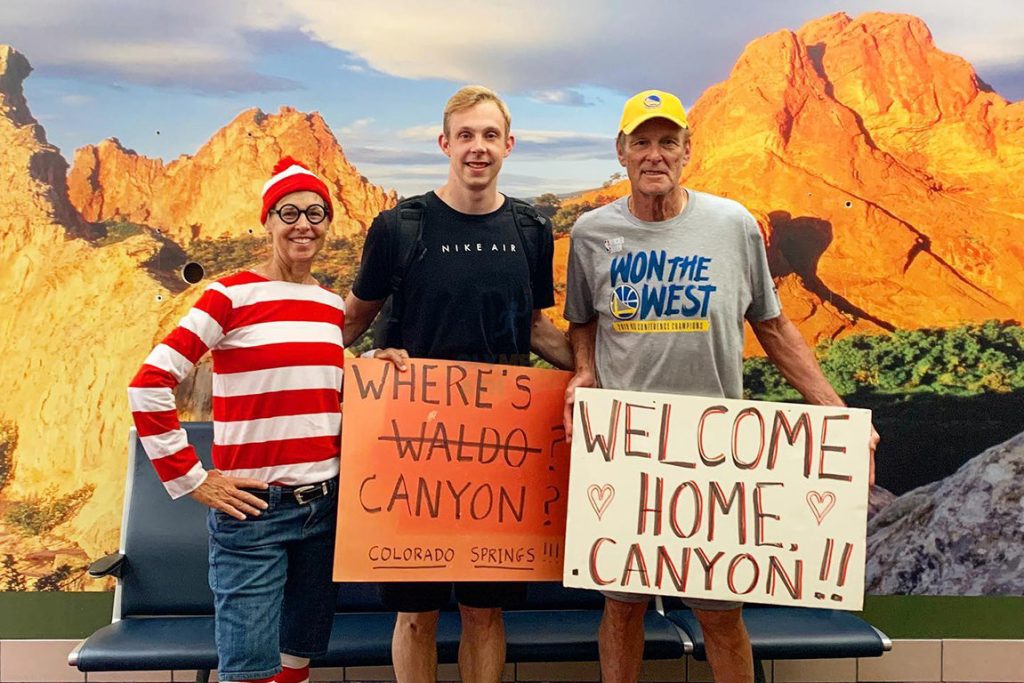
[
  {"xmin": 694, "ymin": 607, "xmax": 754, "ymax": 683},
  {"xmin": 392, "ymin": 610, "xmax": 439, "ymax": 683},
  {"xmin": 457, "ymin": 605, "xmax": 506, "ymax": 683},
  {"xmin": 598, "ymin": 596, "xmax": 648, "ymax": 682}
]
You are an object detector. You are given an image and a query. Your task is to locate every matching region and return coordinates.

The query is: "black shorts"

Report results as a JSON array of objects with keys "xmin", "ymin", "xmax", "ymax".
[{"xmin": 378, "ymin": 581, "xmax": 528, "ymax": 612}]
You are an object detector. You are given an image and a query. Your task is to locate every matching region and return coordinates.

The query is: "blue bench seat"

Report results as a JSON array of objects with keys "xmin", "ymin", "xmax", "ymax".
[{"xmin": 70, "ymin": 423, "xmax": 888, "ymax": 680}]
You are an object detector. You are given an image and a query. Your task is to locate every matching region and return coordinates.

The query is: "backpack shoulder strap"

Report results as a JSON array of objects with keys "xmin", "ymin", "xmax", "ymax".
[
  {"xmin": 371, "ymin": 195, "xmax": 427, "ymax": 349},
  {"xmin": 508, "ymin": 197, "xmax": 550, "ymax": 281},
  {"xmin": 389, "ymin": 194, "xmax": 428, "ymax": 293}
]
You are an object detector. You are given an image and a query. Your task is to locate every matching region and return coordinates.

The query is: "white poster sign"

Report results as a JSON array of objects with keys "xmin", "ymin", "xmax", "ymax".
[{"xmin": 563, "ymin": 388, "xmax": 872, "ymax": 610}]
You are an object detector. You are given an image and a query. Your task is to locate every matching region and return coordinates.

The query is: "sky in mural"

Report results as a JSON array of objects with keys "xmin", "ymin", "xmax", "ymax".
[{"xmin": 2, "ymin": 0, "xmax": 1023, "ymax": 196}]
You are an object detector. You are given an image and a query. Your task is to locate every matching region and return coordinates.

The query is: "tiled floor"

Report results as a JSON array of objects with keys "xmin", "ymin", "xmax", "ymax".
[{"xmin": 2, "ymin": 639, "xmax": 1024, "ymax": 682}]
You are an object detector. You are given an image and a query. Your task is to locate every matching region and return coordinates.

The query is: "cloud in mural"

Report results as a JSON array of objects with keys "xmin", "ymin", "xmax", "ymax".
[
  {"xmin": 290, "ymin": 0, "xmax": 1024, "ymax": 98},
  {"xmin": 345, "ymin": 147, "xmax": 441, "ymax": 165},
  {"xmin": 513, "ymin": 131, "xmax": 613, "ymax": 161},
  {"xmin": 3, "ymin": 0, "xmax": 1023, "ymax": 98},
  {"xmin": 0, "ymin": 0, "xmax": 301, "ymax": 92},
  {"xmin": 338, "ymin": 117, "xmax": 375, "ymax": 136},
  {"xmin": 288, "ymin": 0, "xmax": 764, "ymax": 100},
  {"xmin": 528, "ymin": 89, "xmax": 595, "ymax": 107}
]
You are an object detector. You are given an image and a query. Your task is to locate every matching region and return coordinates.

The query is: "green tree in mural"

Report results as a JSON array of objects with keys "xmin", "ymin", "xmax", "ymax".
[
  {"xmin": 94, "ymin": 219, "xmax": 145, "ymax": 247},
  {"xmin": 533, "ymin": 193, "xmax": 562, "ymax": 219},
  {"xmin": 187, "ymin": 236, "xmax": 267, "ymax": 277},
  {"xmin": 0, "ymin": 418, "xmax": 16, "ymax": 494},
  {"xmin": 743, "ymin": 356, "xmax": 799, "ymax": 400},
  {"xmin": 745, "ymin": 320, "xmax": 1024, "ymax": 400},
  {"xmin": 185, "ymin": 235, "xmax": 362, "ymax": 292},
  {"xmin": 2, "ymin": 554, "xmax": 27, "ymax": 591},
  {"xmin": 552, "ymin": 197, "xmax": 615, "ymax": 235},
  {"xmin": 602, "ymin": 171, "xmax": 623, "ymax": 188},
  {"xmin": 34, "ymin": 564, "xmax": 82, "ymax": 591},
  {"xmin": 311, "ymin": 237, "xmax": 361, "ymax": 291},
  {"xmin": 4, "ymin": 484, "xmax": 96, "ymax": 536}
]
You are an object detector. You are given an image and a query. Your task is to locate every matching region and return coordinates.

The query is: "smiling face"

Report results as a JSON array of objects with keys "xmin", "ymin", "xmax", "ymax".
[
  {"xmin": 439, "ymin": 101, "xmax": 515, "ymax": 193},
  {"xmin": 263, "ymin": 190, "xmax": 329, "ymax": 266},
  {"xmin": 617, "ymin": 117, "xmax": 691, "ymax": 200}
]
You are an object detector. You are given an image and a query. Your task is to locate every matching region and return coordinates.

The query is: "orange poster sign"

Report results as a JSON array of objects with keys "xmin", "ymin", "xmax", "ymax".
[{"xmin": 334, "ymin": 358, "xmax": 572, "ymax": 581}]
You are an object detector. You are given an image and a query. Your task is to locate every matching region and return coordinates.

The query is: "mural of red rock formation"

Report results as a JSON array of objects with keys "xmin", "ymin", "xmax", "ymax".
[
  {"xmin": 2, "ymin": 9, "xmax": 1023, "ymax": 588},
  {"xmin": 568, "ymin": 12, "xmax": 1024, "ymax": 354},
  {"xmin": 67, "ymin": 108, "xmax": 397, "ymax": 243},
  {"xmin": 800, "ymin": 13, "xmax": 1024, "ymax": 216},
  {"xmin": 0, "ymin": 45, "xmax": 199, "ymax": 576},
  {"xmin": 0, "ymin": 46, "xmax": 393, "ymax": 577}
]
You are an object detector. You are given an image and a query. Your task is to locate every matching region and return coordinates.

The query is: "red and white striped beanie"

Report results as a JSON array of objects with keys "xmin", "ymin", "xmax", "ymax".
[{"xmin": 260, "ymin": 157, "xmax": 334, "ymax": 222}]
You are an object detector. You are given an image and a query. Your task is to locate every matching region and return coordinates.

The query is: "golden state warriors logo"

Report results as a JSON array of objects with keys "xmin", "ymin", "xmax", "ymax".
[
  {"xmin": 643, "ymin": 94, "xmax": 662, "ymax": 108},
  {"xmin": 610, "ymin": 285, "xmax": 639, "ymax": 320}
]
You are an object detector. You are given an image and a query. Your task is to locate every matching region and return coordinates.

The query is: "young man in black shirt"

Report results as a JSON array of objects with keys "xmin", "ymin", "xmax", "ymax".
[{"xmin": 344, "ymin": 86, "xmax": 572, "ymax": 683}]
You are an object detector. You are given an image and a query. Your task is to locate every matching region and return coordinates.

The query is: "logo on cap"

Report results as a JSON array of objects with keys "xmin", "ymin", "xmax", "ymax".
[{"xmin": 643, "ymin": 94, "xmax": 662, "ymax": 109}]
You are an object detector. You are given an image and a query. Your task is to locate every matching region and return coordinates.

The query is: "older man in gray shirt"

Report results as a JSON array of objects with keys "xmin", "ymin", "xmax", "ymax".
[{"xmin": 562, "ymin": 89, "xmax": 879, "ymax": 683}]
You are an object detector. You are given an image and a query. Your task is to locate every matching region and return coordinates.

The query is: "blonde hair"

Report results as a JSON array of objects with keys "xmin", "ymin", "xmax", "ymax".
[{"xmin": 443, "ymin": 85, "xmax": 511, "ymax": 137}]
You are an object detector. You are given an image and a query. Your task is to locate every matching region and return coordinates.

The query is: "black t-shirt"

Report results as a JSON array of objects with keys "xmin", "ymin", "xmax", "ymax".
[{"xmin": 352, "ymin": 192, "xmax": 555, "ymax": 366}]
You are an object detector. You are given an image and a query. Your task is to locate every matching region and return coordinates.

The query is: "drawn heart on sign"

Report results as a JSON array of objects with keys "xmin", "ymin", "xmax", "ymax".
[
  {"xmin": 587, "ymin": 484, "xmax": 615, "ymax": 521},
  {"xmin": 806, "ymin": 491, "xmax": 837, "ymax": 525}
]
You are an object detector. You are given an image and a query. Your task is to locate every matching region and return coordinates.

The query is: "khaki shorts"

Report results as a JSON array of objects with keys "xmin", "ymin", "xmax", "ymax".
[{"xmin": 601, "ymin": 589, "xmax": 741, "ymax": 611}]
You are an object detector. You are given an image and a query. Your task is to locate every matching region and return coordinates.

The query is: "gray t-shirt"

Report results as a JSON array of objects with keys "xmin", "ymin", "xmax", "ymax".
[{"xmin": 564, "ymin": 191, "xmax": 781, "ymax": 399}]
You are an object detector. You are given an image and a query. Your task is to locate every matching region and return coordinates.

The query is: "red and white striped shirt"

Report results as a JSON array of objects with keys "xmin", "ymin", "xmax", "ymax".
[{"xmin": 129, "ymin": 271, "xmax": 345, "ymax": 499}]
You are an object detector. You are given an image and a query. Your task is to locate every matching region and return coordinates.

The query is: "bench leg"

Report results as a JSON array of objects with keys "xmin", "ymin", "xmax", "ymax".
[
  {"xmin": 195, "ymin": 670, "xmax": 211, "ymax": 683},
  {"xmin": 754, "ymin": 659, "xmax": 768, "ymax": 683}
]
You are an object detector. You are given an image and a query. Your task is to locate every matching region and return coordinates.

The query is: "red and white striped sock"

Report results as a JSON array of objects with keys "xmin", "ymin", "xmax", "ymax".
[{"xmin": 277, "ymin": 654, "xmax": 311, "ymax": 683}]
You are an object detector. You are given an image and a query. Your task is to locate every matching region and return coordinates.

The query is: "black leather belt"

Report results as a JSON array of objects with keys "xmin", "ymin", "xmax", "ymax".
[{"xmin": 247, "ymin": 479, "xmax": 334, "ymax": 505}]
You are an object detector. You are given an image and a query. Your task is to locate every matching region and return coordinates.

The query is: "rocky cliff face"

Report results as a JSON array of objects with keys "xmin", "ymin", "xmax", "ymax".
[
  {"xmin": 68, "ymin": 107, "xmax": 397, "ymax": 243},
  {"xmin": 865, "ymin": 430, "xmax": 1024, "ymax": 595},
  {"xmin": 569, "ymin": 12, "xmax": 1024, "ymax": 355},
  {"xmin": 0, "ymin": 47, "xmax": 92, "ymax": 248},
  {"xmin": 799, "ymin": 13, "xmax": 1024, "ymax": 216},
  {"xmin": 0, "ymin": 46, "xmax": 203, "ymax": 566},
  {"xmin": 68, "ymin": 139, "xmax": 165, "ymax": 227}
]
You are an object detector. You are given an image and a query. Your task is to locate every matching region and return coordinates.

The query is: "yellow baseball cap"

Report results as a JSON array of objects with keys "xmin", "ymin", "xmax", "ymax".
[{"xmin": 619, "ymin": 90, "xmax": 689, "ymax": 134}]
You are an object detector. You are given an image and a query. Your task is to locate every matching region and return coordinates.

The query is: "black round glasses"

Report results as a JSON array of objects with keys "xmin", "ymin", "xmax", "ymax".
[{"xmin": 270, "ymin": 203, "xmax": 329, "ymax": 225}]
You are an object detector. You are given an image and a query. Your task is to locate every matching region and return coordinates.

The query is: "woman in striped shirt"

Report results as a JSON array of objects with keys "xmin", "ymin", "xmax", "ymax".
[{"xmin": 129, "ymin": 158, "xmax": 345, "ymax": 683}]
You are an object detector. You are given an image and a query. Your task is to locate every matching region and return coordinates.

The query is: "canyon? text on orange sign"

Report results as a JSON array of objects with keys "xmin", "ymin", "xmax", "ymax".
[{"xmin": 334, "ymin": 358, "xmax": 572, "ymax": 581}]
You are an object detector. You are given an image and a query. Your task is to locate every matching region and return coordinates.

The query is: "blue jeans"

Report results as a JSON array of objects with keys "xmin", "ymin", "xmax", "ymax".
[{"xmin": 207, "ymin": 481, "xmax": 338, "ymax": 681}]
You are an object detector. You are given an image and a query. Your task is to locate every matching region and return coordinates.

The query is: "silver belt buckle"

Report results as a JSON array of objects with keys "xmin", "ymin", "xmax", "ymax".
[{"xmin": 293, "ymin": 482, "xmax": 328, "ymax": 505}]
